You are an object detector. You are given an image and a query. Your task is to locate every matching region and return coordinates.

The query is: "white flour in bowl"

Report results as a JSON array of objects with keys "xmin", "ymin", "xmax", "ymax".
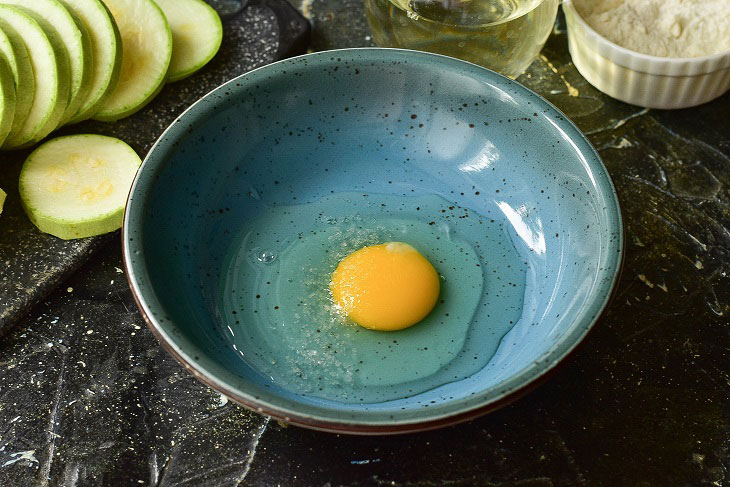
[{"xmin": 573, "ymin": 0, "xmax": 730, "ymax": 58}]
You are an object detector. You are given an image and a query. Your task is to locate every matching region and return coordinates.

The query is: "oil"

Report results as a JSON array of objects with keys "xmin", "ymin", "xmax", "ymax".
[{"xmin": 364, "ymin": 0, "xmax": 559, "ymax": 78}]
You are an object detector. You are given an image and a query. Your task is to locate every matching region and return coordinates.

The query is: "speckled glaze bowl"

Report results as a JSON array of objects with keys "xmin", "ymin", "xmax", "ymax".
[{"xmin": 123, "ymin": 48, "xmax": 623, "ymax": 434}]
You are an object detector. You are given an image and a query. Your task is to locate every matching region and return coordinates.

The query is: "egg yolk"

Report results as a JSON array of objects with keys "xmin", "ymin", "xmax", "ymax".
[{"xmin": 329, "ymin": 242, "xmax": 440, "ymax": 331}]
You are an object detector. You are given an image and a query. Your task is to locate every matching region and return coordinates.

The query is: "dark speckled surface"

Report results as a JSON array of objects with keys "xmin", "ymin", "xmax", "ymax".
[{"xmin": 1, "ymin": 2, "xmax": 729, "ymax": 485}]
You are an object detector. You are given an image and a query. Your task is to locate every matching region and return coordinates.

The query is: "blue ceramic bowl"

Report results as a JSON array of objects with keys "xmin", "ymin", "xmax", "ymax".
[{"xmin": 124, "ymin": 48, "xmax": 623, "ymax": 434}]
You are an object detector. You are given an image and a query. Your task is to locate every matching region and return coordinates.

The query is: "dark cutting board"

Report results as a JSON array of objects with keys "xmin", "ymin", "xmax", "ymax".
[{"xmin": 0, "ymin": 0, "xmax": 310, "ymax": 335}]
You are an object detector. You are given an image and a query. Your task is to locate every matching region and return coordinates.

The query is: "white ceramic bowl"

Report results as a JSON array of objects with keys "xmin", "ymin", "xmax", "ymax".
[{"xmin": 563, "ymin": 0, "xmax": 730, "ymax": 109}]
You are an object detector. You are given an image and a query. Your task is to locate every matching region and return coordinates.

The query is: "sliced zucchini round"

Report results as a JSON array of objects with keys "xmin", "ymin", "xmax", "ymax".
[
  {"xmin": 0, "ymin": 51, "xmax": 14, "ymax": 147},
  {"xmin": 0, "ymin": 25, "xmax": 33, "ymax": 143},
  {"xmin": 19, "ymin": 134, "xmax": 142, "ymax": 239},
  {"xmin": 1, "ymin": 0, "xmax": 92, "ymax": 127},
  {"xmin": 0, "ymin": 5, "xmax": 67, "ymax": 149},
  {"xmin": 94, "ymin": 0, "xmax": 172, "ymax": 121},
  {"xmin": 156, "ymin": 0, "xmax": 223, "ymax": 83},
  {"xmin": 0, "ymin": 187, "xmax": 6, "ymax": 215},
  {"xmin": 59, "ymin": 0, "xmax": 122, "ymax": 123}
]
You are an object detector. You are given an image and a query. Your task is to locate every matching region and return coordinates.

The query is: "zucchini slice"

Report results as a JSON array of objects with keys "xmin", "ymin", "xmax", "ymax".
[
  {"xmin": 156, "ymin": 0, "xmax": 223, "ymax": 82},
  {"xmin": 59, "ymin": 0, "xmax": 122, "ymax": 123},
  {"xmin": 1, "ymin": 0, "xmax": 92, "ymax": 126},
  {"xmin": 0, "ymin": 6, "xmax": 67, "ymax": 149},
  {"xmin": 0, "ymin": 34, "xmax": 16, "ymax": 147},
  {"xmin": 19, "ymin": 134, "xmax": 142, "ymax": 239},
  {"xmin": 94, "ymin": 0, "xmax": 172, "ymax": 121},
  {"xmin": 0, "ymin": 24, "xmax": 33, "ymax": 144}
]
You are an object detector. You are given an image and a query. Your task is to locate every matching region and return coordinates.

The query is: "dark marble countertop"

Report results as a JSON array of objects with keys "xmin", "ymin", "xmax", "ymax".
[{"xmin": 1, "ymin": 1, "xmax": 729, "ymax": 485}]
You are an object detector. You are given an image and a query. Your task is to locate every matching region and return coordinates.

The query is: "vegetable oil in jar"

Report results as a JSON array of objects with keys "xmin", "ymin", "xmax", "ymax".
[{"xmin": 364, "ymin": 0, "xmax": 559, "ymax": 78}]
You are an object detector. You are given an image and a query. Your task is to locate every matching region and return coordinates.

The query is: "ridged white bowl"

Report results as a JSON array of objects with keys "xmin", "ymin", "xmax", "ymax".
[{"xmin": 563, "ymin": 0, "xmax": 730, "ymax": 109}]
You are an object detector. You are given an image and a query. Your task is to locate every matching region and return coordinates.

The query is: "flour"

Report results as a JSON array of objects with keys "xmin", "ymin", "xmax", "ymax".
[{"xmin": 574, "ymin": 0, "xmax": 730, "ymax": 58}]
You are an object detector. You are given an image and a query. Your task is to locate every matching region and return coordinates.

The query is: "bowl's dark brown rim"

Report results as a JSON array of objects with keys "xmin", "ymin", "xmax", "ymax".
[{"xmin": 120, "ymin": 47, "xmax": 626, "ymax": 436}]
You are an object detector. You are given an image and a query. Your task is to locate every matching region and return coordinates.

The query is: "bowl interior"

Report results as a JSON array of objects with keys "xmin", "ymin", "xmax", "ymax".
[{"xmin": 125, "ymin": 49, "xmax": 622, "ymax": 430}]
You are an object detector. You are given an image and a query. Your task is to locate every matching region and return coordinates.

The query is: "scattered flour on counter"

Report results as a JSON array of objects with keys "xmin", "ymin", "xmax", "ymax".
[
  {"xmin": 2, "ymin": 450, "xmax": 39, "ymax": 467},
  {"xmin": 574, "ymin": 0, "xmax": 730, "ymax": 57}
]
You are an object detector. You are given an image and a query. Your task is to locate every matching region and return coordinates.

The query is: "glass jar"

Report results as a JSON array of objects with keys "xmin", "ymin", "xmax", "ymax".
[{"xmin": 364, "ymin": 0, "xmax": 560, "ymax": 78}]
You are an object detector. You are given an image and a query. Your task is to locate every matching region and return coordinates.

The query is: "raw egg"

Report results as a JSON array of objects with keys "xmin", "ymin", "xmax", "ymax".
[
  {"xmin": 330, "ymin": 242, "xmax": 440, "ymax": 331},
  {"xmin": 217, "ymin": 192, "xmax": 527, "ymax": 403}
]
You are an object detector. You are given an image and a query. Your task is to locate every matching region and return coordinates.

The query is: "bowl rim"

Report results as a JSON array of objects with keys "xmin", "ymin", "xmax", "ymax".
[
  {"xmin": 563, "ymin": 0, "xmax": 730, "ymax": 74},
  {"xmin": 123, "ymin": 47, "xmax": 624, "ymax": 434}
]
